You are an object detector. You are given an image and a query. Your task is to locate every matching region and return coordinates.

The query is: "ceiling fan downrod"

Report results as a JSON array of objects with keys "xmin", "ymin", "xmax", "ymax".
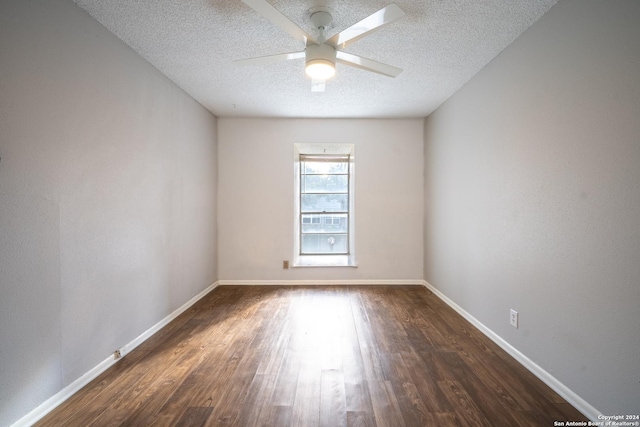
[{"xmin": 310, "ymin": 10, "xmax": 332, "ymax": 43}]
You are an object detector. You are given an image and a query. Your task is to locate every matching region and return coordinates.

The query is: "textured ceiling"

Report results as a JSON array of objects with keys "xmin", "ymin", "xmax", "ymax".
[{"xmin": 73, "ymin": 0, "xmax": 557, "ymax": 118}]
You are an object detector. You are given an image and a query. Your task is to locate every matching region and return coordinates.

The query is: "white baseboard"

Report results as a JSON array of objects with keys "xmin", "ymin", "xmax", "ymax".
[
  {"xmin": 217, "ymin": 279, "xmax": 425, "ymax": 286},
  {"xmin": 11, "ymin": 282, "xmax": 219, "ymax": 427},
  {"xmin": 421, "ymin": 280, "xmax": 601, "ymax": 422}
]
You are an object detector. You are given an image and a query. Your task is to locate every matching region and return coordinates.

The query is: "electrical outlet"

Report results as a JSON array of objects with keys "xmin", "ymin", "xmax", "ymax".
[
  {"xmin": 510, "ymin": 309, "xmax": 519, "ymax": 329},
  {"xmin": 114, "ymin": 349, "xmax": 122, "ymax": 359},
  {"xmin": 283, "ymin": 260, "xmax": 289, "ymax": 269}
]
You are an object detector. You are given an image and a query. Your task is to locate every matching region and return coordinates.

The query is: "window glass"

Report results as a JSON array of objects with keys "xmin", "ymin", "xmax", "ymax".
[
  {"xmin": 300, "ymin": 155, "xmax": 350, "ymax": 255},
  {"xmin": 301, "ymin": 234, "xmax": 348, "ymax": 254},
  {"xmin": 301, "ymin": 194, "xmax": 348, "ymax": 213},
  {"xmin": 301, "ymin": 175, "xmax": 348, "ymax": 193}
]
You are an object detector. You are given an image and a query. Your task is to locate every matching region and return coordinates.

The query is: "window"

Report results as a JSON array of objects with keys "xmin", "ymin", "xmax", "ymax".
[
  {"xmin": 300, "ymin": 155, "xmax": 350, "ymax": 255},
  {"xmin": 294, "ymin": 144, "xmax": 356, "ymax": 267}
]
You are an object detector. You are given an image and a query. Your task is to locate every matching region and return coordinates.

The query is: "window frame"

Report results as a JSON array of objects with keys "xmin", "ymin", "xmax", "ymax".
[
  {"xmin": 293, "ymin": 143, "xmax": 356, "ymax": 268},
  {"xmin": 299, "ymin": 154, "xmax": 350, "ymax": 256}
]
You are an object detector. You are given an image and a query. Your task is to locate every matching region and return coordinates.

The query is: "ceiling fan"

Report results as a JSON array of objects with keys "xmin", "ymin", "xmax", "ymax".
[{"xmin": 235, "ymin": 0, "xmax": 405, "ymax": 91}]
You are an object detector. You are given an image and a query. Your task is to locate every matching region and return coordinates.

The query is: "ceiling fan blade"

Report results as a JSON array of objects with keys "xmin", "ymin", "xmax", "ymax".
[
  {"xmin": 311, "ymin": 78, "xmax": 326, "ymax": 92},
  {"xmin": 327, "ymin": 4, "xmax": 405, "ymax": 49},
  {"xmin": 234, "ymin": 51, "xmax": 305, "ymax": 66},
  {"xmin": 336, "ymin": 51, "xmax": 402, "ymax": 77},
  {"xmin": 242, "ymin": 0, "xmax": 316, "ymax": 44}
]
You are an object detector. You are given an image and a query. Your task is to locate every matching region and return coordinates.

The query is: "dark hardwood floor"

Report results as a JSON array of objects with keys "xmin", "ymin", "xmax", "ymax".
[{"xmin": 36, "ymin": 285, "xmax": 587, "ymax": 426}]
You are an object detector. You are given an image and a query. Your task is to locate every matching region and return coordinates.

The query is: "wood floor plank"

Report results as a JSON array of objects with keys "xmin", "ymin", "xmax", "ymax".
[
  {"xmin": 36, "ymin": 285, "xmax": 589, "ymax": 427},
  {"xmin": 368, "ymin": 379, "xmax": 406, "ymax": 427},
  {"xmin": 291, "ymin": 349, "xmax": 322, "ymax": 427},
  {"xmin": 269, "ymin": 346, "xmax": 302, "ymax": 407},
  {"xmin": 437, "ymin": 380, "xmax": 494, "ymax": 427},
  {"xmin": 432, "ymin": 351, "xmax": 522, "ymax": 426},
  {"xmin": 319, "ymin": 369, "xmax": 347, "ymax": 427},
  {"xmin": 344, "ymin": 381, "xmax": 374, "ymax": 414},
  {"xmin": 173, "ymin": 406, "xmax": 214, "ymax": 427},
  {"xmin": 234, "ymin": 373, "xmax": 278, "ymax": 427},
  {"xmin": 397, "ymin": 350, "xmax": 452, "ymax": 413},
  {"xmin": 346, "ymin": 410, "xmax": 377, "ymax": 427},
  {"xmin": 390, "ymin": 380, "xmax": 433, "ymax": 426},
  {"xmin": 259, "ymin": 404, "xmax": 292, "ymax": 427}
]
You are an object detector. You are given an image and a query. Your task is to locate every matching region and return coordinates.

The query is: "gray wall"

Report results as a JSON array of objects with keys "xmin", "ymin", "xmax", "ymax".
[
  {"xmin": 0, "ymin": 0, "xmax": 218, "ymax": 425},
  {"xmin": 424, "ymin": 0, "xmax": 640, "ymax": 415},
  {"xmin": 218, "ymin": 118, "xmax": 424, "ymax": 281}
]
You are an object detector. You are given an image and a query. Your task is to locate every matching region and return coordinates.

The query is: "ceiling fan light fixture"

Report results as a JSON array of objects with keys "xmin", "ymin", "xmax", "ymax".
[
  {"xmin": 305, "ymin": 43, "xmax": 337, "ymax": 80},
  {"xmin": 305, "ymin": 59, "xmax": 335, "ymax": 79}
]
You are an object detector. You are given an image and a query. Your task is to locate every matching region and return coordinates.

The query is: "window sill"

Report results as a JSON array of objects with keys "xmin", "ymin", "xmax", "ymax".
[{"xmin": 293, "ymin": 255, "xmax": 358, "ymax": 268}]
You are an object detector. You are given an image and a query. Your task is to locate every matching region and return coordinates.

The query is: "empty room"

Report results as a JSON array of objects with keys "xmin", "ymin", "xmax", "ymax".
[{"xmin": 1, "ymin": 0, "xmax": 638, "ymax": 425}]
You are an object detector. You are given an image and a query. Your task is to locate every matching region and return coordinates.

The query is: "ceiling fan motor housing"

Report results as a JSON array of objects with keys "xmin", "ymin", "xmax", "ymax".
[
  {"xmin": 310, "ymin": 10, "xmax": 333, "ymax": 33},
  {"xmin": 305, "ymin": 43, "xmax": 337, "ymax": 79}
]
